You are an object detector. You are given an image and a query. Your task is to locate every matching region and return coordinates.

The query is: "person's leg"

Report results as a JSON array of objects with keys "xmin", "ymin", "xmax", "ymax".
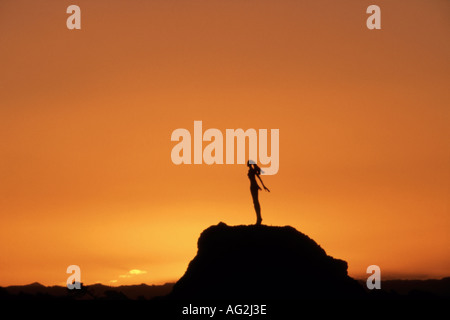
[
  {"xmin": 254, "ymin": 202, "xmax": 262, "ymax": 225},
  {"xmin": 251, "ymin": 188, "xmax": 262, "ymax": 225}
]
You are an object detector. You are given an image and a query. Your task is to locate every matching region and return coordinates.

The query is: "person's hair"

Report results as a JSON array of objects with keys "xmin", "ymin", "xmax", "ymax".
[{"xmin": 253, "ymin": 164, "xmax": 261, "ymax": 175}]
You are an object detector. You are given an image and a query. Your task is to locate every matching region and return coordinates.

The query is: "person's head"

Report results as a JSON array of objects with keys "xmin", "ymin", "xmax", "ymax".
[{"xmin": 247, "ymin": 160, "xmax": 261, "ymax": 174}]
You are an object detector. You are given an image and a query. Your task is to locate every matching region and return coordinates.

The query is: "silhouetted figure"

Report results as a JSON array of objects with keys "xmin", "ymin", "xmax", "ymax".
[{"xmin": 247, "ymin": 160, "xmax": 270, "ymax": 225}]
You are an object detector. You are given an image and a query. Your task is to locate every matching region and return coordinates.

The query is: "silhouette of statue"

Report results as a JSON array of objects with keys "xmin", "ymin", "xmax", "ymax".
[{"xmin": 247, "ymin": 160, "xmax": 270, "ymax": 225}]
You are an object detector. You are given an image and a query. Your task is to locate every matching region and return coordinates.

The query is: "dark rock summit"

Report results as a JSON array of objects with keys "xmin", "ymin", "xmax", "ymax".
[{"xmin": 168, "ymin": 222, "xmax": 366, "ymax": 299}]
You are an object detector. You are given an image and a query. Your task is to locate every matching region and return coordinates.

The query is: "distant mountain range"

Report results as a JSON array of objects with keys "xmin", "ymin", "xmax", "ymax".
[
  {"xmin": 2, "ymin": 278, "xmax": 449, "ymax": 300},
  {"xmin": 0, "ymin": 282, "xmax": 174, "ymax": 300},
  {"xmin": 359, "ymin": 278, "xmax": 450, "ymax": 299}
]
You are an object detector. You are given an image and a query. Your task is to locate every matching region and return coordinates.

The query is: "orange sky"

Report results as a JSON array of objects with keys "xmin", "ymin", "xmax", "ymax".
[{"xmin": 0, "ymin": 0, "xmax": 449, "ymax": 286}]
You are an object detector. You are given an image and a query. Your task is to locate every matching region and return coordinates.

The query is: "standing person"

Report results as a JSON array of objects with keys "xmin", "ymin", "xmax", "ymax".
[{"xmin": 247, "ymin": 160, "xmax": 270, "ymax": 225}]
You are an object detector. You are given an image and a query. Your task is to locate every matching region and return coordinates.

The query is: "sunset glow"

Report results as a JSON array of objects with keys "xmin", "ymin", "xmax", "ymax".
[{"xmin": 0, "ymin": 0, "xmax": 449, "ymax": 286}]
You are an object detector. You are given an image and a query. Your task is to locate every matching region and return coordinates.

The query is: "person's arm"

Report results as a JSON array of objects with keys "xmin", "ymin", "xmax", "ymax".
[{"xmin": 257, "ymin": 175, "xmax": 270, "ymax": 192}]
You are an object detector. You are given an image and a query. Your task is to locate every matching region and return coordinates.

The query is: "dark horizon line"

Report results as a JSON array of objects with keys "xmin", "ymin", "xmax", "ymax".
[{"xmin": 3, "ymin": 276, "xmax": 450, "ymax": 289}]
